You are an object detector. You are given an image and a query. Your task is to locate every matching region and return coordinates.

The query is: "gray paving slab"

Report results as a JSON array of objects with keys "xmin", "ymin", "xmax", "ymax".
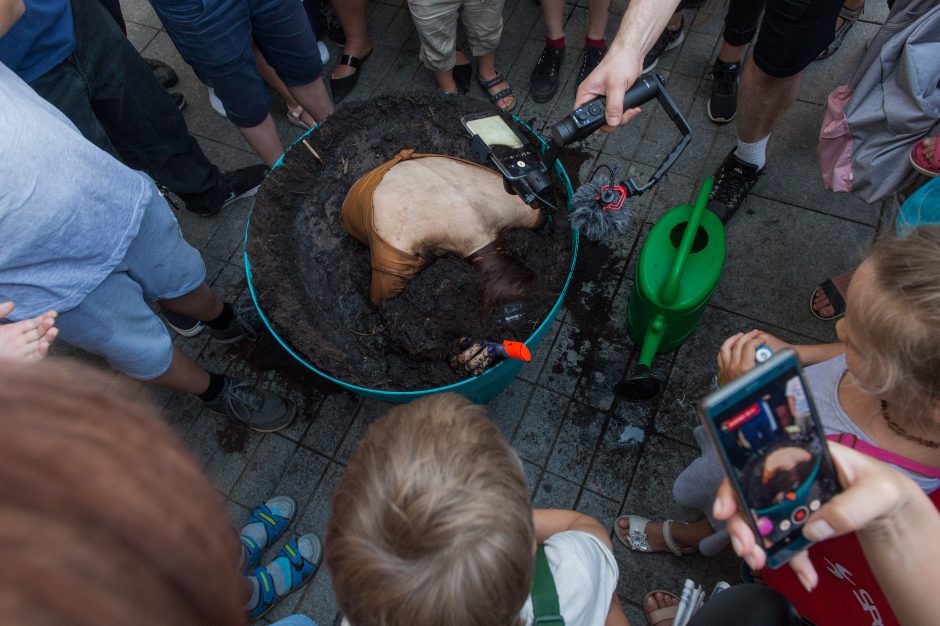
[{"xmin": 614, "ymin": 435, "xmax": 741, "ymax": 607}]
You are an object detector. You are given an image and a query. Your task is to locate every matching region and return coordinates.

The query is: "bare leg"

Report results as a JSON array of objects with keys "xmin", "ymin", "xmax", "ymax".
[
  {"xmin": 586, "ymin": 0, "xmax": 611, "ymax": 40},
  {"xmin": 433, "ymin": 50, "xmax": 468, "ymax": 93},
  {"xmin": 147, "ymin": 345, "xmax": 211, "ymax": 395},
  {"xmin": 736, "ymin": 59, "xmax": 801, "ymax": 142},
  {"xmin": 477, "ymin": 51, "xmax": 514, "ymax": 110},
  {"xmin": 835, "ymin": 0, "xmax": 864, "ymax": 29},
  {"xmin": 605, "ymin": 593, "xmax": 631, "ymax": 626},
  {"xmin": 717, "ymin": 41, "xmax": 747, "ymax": 64},
  {"xmin": 237, "ymin": 115, "xmax": 284, "ymax": 168},
  {"xmin": 540, "ymin": 0, "xmax": 565, "ymax": 39},
  {"xmin": 330, "ymin": 0, "xmax": 372, "ymax": 80},
  {"xmin": 285, "ymin": 78, "xmax": 335, "ymax": 124},
  {"xmin": 253, "ymin": 41, "xmax": 316, "ymax": 128},
  {"xmin": 159, "ymin": 283, "xmax": 223, "ymax": 321}
]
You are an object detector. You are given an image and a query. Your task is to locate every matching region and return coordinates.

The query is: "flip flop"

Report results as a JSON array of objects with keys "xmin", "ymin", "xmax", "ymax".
[
  {"xmin": 809, "ymin": 277, "xmax": 847, "ymax": 320},
  {"xmin": 644, "ymin": 590, "xmax": 680, "ymax": 626},
  {"xmin": 615, "ymin": 515, "xmax": 699, "ymax": 557},
  {"xmin": 330, "ymin": 49, "xmax": 372, "ymax": 104},
  {"xmin": 478, "ymin": 70, "xmax": 516, "ymax": 112},
  {"xmin": 910, "ymin": 136, "xmax": 939, "ymax": 178}
]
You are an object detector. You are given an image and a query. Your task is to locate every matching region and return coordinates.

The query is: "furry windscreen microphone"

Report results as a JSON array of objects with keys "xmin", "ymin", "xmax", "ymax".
[{"xmin": 569, "ymin": 167, "xmax": 633, "ymax": 240}]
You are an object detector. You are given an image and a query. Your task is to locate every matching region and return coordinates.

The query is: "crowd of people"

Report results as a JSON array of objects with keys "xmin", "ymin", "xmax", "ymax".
[{"xmin": 1, "ymin": 0, "xmax": 938, "ymax": 624}]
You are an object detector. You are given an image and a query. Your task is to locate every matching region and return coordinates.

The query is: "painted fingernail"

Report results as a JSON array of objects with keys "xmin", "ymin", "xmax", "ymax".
[{"xmin": 804, "ymin": 520, "xmax": 835, "ymax": 541}]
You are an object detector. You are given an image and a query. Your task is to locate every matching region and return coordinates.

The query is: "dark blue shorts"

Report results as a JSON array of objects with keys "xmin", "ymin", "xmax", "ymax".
[{"xmin": 152, "ymin": 0, "xmax": 323, "ymax": 127}]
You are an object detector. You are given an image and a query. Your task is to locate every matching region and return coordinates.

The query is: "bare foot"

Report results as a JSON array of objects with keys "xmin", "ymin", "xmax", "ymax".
[
  {"xmin": 645, "ymin": 591, "xmax": 679, "ymax": 626},
  {"xmin": 811, "ymin": 271, "xmax": 853, "ymax": 318},
  {"xmin": 923, "ymin": 135, "xmax": 937, "ymax": 164},
  {"xmin": 0, "ymin": 302, "xmax": 58, "ymax": 363},
  {"xmin": 478, "ymin": 69, "xmax": 515, "ymax": 111}
]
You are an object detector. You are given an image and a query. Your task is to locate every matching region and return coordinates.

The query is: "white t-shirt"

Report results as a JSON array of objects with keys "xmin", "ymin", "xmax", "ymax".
[
  {"xmin": 341, "ymin": 530, "xmax": 619, "ymax": 626},
  {"xmin": 519, "ymin": 530, "xmax": 619, "ymax": 626}
]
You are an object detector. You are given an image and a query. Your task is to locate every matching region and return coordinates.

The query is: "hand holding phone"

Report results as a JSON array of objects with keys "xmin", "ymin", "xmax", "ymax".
[
  {"xmin": 713, "ymin": 442, "xmax": 934, "ymax": 593},
  {"xmin": 700, "ymin": 350, "xmax": 842, "ymax": 569}
]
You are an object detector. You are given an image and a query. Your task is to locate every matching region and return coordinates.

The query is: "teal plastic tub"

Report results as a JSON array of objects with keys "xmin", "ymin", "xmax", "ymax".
[{"xmin": 245, "ymin": 123, "xmax": 578, "ymax": 403}]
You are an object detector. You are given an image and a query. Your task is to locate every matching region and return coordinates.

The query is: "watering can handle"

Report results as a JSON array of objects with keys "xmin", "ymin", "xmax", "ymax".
[{"xmin": 659, "ymin": 177, "xmax": 715, "ymax": 305}]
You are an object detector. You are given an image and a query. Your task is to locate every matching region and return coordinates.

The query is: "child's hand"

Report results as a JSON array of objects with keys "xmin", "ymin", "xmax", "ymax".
[
  {"xmin": 717, "ymin": 330, "xmax": 766, "ymax": 385},
  {"xmin": 0, "ymin": 302, "xmax": 58, "ymax": 363}
]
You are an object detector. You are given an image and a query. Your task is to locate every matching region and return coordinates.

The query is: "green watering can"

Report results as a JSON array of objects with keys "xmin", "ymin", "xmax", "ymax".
[{"xmin": 615, "ymin": 177, "xmax": 726, "ymax": 400}]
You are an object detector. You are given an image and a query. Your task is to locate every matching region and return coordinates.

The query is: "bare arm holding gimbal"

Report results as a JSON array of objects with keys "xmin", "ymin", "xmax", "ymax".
[{"xmin": 574, "ymin": 0, "xmax": 682, "ymax": 129}]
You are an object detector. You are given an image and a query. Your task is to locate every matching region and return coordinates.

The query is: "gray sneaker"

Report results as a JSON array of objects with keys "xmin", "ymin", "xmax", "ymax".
[
  {"xmin": 209, "ymin": 303, "xmax": 264, "ymax": 344},
  {"xmin": 203, "ymin": 377, "xmax": 296, "ymax": 432}
]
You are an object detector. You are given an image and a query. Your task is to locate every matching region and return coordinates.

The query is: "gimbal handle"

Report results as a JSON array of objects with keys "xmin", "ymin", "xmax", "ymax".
[{"xmin": 547, "ymin": 73, "xmax": 692, "ymax": 195}]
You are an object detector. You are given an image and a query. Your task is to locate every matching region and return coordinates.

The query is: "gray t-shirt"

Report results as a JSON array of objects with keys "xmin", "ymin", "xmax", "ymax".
[{"xmin": 0, "ymin": 62, "xmax": 151, "ymax": 320}]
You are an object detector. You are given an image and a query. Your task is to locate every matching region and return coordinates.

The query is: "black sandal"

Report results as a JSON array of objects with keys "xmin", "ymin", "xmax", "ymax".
[
  {"xmin": 816, "ymin": 4, "xmax": 863, "ymax": 61},
  {"xmin": 330, "ymin": 50, "xmax": 372, "ymax": 104},
  {"xmin": 477, "ymin": 71, "xmax": 516, "ymax": 112}
]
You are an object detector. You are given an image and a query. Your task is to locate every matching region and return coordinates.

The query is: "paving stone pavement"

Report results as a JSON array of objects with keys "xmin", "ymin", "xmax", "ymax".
[{"xmin": 78, "ymin": 0, "xmax": 899, "ymax": 623}]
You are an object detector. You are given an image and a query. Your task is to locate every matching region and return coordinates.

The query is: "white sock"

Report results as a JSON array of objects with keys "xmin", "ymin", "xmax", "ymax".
[{"xmin": 735, "ymin": 135, "xmax": 770, "ymax": 169}]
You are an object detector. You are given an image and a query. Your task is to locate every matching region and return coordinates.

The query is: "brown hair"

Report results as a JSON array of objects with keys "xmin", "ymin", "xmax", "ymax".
[
  {"xmin": 467, "ymin": 241, "xmax": 535, "ymax": 314},
  {"xmin": 852, "ymin": 226, "xmax": 940, "ymax": 422},
  {"xmin": 326, "ymin": 393, "xmax": 534, "ymax": 626},
  {"xmin": 0, "ymin": 359, "xmax": 246, "ymax": 626}
]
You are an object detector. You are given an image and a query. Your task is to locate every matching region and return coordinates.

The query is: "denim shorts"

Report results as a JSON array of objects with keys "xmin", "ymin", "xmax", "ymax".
[
  {"xmin": 56, "ymin": 191, "xmax": 207, "ymax": 380},
  {"xmin": 151, "ymin": 0, "xmax": 323, "ymax": 127}
]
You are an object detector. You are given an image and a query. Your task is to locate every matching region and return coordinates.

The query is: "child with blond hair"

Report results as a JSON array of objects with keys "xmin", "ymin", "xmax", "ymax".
[
  {"xmin": 326, "ymin": 393, "xmax": 629, "ymax": 626},
  {"xmin": 617, "ymin": 226, "xmax": 940, "ymax": 563}
]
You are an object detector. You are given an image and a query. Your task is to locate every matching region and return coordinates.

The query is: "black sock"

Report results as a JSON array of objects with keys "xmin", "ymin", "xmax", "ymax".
[
  {"xmin": 206, "ymin": 302, "xmax": 236, "ymax": 330},
  {"xmin": 198, "ymin": 372, "xmax": 227, "ymax": 401}
]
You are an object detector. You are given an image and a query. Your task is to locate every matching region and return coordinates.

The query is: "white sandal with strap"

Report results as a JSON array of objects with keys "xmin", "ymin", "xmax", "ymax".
[{"xmin": 615, "ymin": 514, "xmax": 699, "ymax": 557}]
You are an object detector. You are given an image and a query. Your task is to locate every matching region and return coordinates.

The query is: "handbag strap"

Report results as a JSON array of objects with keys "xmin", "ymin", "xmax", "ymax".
[
  {"xmin": 531, "ymin": 545, "xmax": 565, "ymax": 625},
  {"xmin": 827, "ymin": 433, "xmax": 940, "ymax": 479}
]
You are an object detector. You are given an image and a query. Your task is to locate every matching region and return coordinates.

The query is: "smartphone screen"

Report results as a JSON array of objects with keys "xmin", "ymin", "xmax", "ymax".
[
  {"xmin": 699, "ymin": 350, "xmax": 841, "ymax": 568},
  {"xmin": 464, "ymin": 115, "xmax": 524, "ymax": 149}
]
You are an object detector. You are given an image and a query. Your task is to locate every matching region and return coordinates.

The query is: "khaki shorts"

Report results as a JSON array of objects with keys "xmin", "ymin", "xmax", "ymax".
[{"xmin": 407, "ymin": 0, "xmax": 504, "ymax": 72}]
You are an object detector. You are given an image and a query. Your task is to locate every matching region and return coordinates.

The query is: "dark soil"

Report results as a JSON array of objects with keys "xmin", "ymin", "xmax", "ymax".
[{"xmin": 248, "ymin": 93, "xmax": 582, "ymax": 391}]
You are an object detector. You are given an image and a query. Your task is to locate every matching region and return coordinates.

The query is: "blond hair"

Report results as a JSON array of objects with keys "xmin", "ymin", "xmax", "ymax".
[
  {"xmin": 853, "ymin": 226, "xmax": 940, "ymax": 422},
  {"xmin": 326, "ymin": 393, "xmax": 534, "ymax": 626}
]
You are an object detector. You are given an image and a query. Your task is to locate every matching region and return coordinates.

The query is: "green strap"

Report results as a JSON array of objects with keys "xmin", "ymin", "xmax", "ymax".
[{"xmin": 530, "ymin": 545, "xmax": 565, "ymax": 625}]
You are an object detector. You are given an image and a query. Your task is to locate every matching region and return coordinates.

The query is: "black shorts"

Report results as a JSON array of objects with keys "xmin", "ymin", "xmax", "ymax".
[{"xmin": 723, "ymin": 0, "xmax": 844, "ymax": 78}]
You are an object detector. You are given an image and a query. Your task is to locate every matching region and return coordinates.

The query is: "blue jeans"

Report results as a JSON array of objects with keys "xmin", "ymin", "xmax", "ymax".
[
  {"xmin": 29, "ymin": 0, "xmax": 225, "ymax": 214},
  {"xmin": 151, "ymin": 0, "xmax": 323, "ymax": 127}
]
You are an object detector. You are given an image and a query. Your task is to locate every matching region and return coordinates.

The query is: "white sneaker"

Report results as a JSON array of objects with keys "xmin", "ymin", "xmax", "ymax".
[
  {"xmin": 318, "ymin": 41, "xmax": 330, "ymax": 65},
  {"xmin": 207, "ymin": 86, "xmax": 227, "ymax": 118}
]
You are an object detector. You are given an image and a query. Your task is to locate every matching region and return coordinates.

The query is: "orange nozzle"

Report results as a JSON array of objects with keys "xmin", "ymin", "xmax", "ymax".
[{"xmin": 502, "ymin": 340, "xmax": 531, "ymax": 362}]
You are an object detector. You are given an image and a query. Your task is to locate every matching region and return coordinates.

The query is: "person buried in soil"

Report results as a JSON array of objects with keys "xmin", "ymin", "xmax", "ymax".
[
  {"xmin": 0, "ymin": 54, "xmax": 295, "ymax": 432},
  {"xmin": 342, "ymin": 149, "xmax": 542, "ymax": 309}
]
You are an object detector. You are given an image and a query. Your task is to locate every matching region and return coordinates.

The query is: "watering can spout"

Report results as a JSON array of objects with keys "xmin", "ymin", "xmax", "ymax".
[
  {"xmin": 637, "ymin": 314, "xmax": 666, "ymax": 368},
  {"xmin": 658, "ymin": 177, "xmax": 715, "ymax": 305}
]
